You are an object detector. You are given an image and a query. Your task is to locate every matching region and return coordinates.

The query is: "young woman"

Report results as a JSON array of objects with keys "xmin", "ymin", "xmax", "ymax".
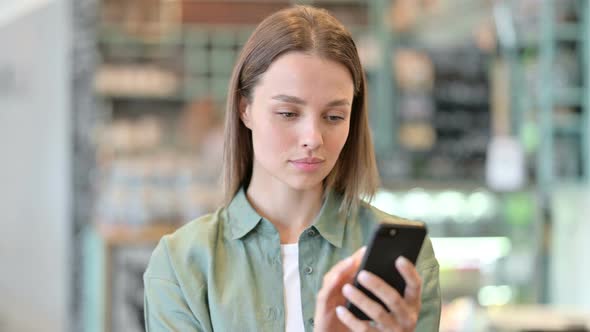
[{"xmin": 144, "ymin": 5, "xmax": 440, "ymax": 332}]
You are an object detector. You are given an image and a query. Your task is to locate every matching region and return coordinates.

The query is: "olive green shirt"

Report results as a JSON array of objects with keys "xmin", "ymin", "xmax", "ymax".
[{"xmin": 144, "ymin": 188, "xmax": 441, "ymax": 332}]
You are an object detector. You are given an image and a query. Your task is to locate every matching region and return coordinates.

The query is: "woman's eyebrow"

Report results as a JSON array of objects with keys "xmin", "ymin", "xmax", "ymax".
[
  {"xmin": 271, "ymin": 94, "xmax": 350, "ymax": 107},
  {"xmin": 271, "ymin": 94, "xmax": 306, "ymax": 105},
  {"xmin": 325, "ymin": 99, "xmax": 351, "ymax": 108}
]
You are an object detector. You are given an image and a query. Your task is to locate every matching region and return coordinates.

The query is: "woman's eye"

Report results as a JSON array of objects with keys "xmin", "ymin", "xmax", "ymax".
[
  {"xmin": 327, "ymin": 115, "xmax": 344, "ymax": 122},
  {"xmin": 279, "ymin": 112, "xmax": 297, "ymax": 118}
]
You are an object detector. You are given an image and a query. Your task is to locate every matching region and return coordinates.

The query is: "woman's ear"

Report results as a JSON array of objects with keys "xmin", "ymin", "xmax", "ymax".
[{"xmin": 239, "ymin": 96, "xmax": 252, "ymax": 129}]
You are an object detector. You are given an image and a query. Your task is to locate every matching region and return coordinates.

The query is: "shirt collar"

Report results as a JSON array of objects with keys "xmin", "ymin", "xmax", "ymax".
[
  {"xmin": 311, "ymin": 189, "xmax": 347, "ymax": 248},
  {"xmin": 226, "ymin": 187, "xmax": 347, "ymax": 247},
  {"xmin": 226, "ymin": 187, "xmax": 263, "ymax": 240}
]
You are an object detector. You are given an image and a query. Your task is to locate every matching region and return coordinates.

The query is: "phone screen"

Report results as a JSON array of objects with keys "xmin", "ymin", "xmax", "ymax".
[{"xmin": 346, "ymin": 222, "xmax": 427, "ymax": 320}]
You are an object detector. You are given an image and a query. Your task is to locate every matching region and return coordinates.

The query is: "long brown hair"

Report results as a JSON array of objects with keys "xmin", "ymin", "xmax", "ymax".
[{"xmin": 222, "ymin": 5, "xmax": 379, "ymax": 215}]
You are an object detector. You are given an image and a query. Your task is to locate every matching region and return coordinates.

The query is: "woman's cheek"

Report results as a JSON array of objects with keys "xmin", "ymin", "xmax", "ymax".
[
  {"xmin": 331, "ymin": 127, "xmax": 350, "ymax": 153},
  {"xmin": 269, "ymin": 126, "xmax": 295, "ymax": 149}
]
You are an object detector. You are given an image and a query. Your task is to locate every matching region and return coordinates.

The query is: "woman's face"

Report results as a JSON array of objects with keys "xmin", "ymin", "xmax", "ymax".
[{"xmin": 241, "ymin": 52, "xmax": 354, "ymax": 191}]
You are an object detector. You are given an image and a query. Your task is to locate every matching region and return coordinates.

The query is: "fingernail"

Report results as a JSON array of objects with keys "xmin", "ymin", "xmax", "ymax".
[
  {"xmin": 342, "ymin": 283, "xmax": 353, "ymax": 296},
  {"xmin": 336, "ymin": 306, "xmax": 346, "ymax": 317},
  {"xmin": 358, "ymin": 270, "xmax": 370, "ymax": 282},
  {"xmin": 396, "ymin": 256, "xmax": 409, "ymax": 268}
]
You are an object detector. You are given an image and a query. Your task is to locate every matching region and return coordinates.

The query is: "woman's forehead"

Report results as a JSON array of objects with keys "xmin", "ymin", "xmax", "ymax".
[{"xmin": 253, "ymin": 52, "xmax": 355, "ymax": 101}]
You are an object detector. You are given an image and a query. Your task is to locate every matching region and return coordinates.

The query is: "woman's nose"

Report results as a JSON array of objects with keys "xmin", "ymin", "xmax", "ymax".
[{"xmin": 300, "ymin": 119, "xmax": 323, "ymax": 150}]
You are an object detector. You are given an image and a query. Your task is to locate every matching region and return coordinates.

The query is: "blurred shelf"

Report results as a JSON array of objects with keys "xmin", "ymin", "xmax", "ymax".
[
  {"xmin": 94, "ymin": 64, "xmax": 183, "ymax": 102},
  {"xmin": 181, "ymin": 1, "xmax": 367, "ymax": 26},
  {"xmin": 98, "ymin": 27, "xmax": 184, "ymax": 49},
  {"xmin": 555, "ymin": 22, "xmax": 581, "ymax": 42},
  {"xmin": 519, "ymin": 23, "xmax": 581, "ymax": 48},
  {"xmin": 555, "ymin": 87, "xmax": 584, "ymax": 107},
  {"xmin": 97, "ymin": 92, "xmax": 186, "ymax": 103},
  {"xmin": 431, "ymin": 236, "xmax": 511, "ymax": 268},
  {"xmin": 301, "ymin": 0, "xmax": 366, "ymax": 4},
  {"xmin": 96, "ymin": 222, "xmax": 181, "ymax": 246},
  {"xmin": 381, "ymin": 180, "xmax": 489, "ymax": 192},
  {"xmin": 181, "ymin": 1, "xmax": 290, "ymax": 25},
  {"xmin": 487, "ymin": 305, "xmax": 590, "ymax": 331},
  {"xmin": 555, "ymin": 111, "xmax": 582, "ymax": 135},
  {"xmin": 555, "ymin": 124, "xmax": 582, "ymax": 135}
]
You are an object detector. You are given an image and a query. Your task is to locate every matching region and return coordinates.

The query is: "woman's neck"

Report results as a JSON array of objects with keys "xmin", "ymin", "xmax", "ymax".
[{"xmin": 245, "ymin": 176, "xmax": 325, "ymax": 244}]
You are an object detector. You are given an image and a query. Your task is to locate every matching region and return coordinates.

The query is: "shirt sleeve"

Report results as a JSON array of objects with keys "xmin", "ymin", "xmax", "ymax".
[
  {"xmin": 144, "ymin": 277, "xmax": 204, "ymax": 332},
  {"xmin": 415, "ymin": 264, "xmax": 441, "ymax": 332},
  {"xmin": 143, "ymin": 237, "xmax": 206, "ymax": 332},
  {"xmin": 415, "ymin": 236, "xmax": 442, "ymax": 332}
]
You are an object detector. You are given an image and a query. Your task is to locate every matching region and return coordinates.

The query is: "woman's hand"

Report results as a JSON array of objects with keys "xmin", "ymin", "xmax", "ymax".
[
  {"xmin": 313, "ymin": 247, "xmax": 366, "ymax": 332},
  {"xmin": 314, "ymin": 249, "xmax": 423, "ymax": 332}
]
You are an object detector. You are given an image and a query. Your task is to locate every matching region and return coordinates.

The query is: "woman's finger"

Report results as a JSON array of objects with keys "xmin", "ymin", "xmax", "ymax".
[
  {"xmin": 318, "ymin": 246, "xmax": 367, "ymax": 302},
  {"xmin": 350, "ymin": 246, "xmax": 367, "ymax": 267},
  {"xmin": 342, "ymin": 283, "xmax": 401, "ymax": 330},
  {"xmin": 318, "ymin": 258, "xmax": 354, "ymax": 304},
  {"xmin": 323, "ymin": 247, "xmax": 366, "ymax": 286},
  {"xmin": 322, "ymin": 256, "xmax": 354, "ymax": 286},
  {"xmin": 395, "ymin": 256, "xmax": 422, "ymax": 307},
  {"xmin": 335, "ymin": 305, "xmax": 378, "ymax": 332},
  {"xmin": 356, "ymin": 270, "xmax": 413, "ymax": 326}
]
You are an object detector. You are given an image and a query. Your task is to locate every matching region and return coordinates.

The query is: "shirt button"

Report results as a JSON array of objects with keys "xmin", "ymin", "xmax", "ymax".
[
  {"xmin": 306, "ymin": 229, "xmax": 316, "ymax": 237},
  {"xmin": 308, "ymin": 318, "xmax": 314, "ymax": 326},
  {"xmin": 304, "ymin": 266, "xmax": 313, "ymax": 274}
]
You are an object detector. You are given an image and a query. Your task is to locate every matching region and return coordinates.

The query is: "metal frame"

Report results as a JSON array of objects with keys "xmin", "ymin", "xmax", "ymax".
[
  {"xmin": 369, "ymin": 0, "xmax": 397, "ymax": 159},
  {"xmin": 536, "ymin": 0, "xmax": 590, "ymax": 303},
  {"xmin": 581, "ymin": 0, "xmax": 590, "ymax": 183}
]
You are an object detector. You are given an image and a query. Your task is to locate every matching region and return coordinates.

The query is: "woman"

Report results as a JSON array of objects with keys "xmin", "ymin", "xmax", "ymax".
[{"xmin": 144, "ymin": 5, "xmax": 440, "ymax": 332}]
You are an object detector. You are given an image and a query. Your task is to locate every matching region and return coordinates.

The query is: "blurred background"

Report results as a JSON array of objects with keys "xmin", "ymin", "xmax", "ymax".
[{"xmin": 1, "ymin": 0, "xmax": 590, "ymax": 331}]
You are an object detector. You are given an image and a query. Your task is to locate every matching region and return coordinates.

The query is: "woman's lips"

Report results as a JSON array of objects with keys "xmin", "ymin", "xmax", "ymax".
[{"xmin": 290, "ymin": 158, "xmax": 325, "ymax": 171}]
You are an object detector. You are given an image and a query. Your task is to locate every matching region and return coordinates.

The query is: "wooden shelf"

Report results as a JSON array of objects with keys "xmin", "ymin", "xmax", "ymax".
[
  {"xmin": 181, "ymin": 1, "xmax": 288, "ymax": 25},
  {"xmin": 96, "ymin": 222, "xmax": 181, "ymax": 246}
]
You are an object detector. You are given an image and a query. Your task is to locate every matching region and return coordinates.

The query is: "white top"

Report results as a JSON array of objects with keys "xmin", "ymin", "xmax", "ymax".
[{"xmin": 281, "ymin": 243, "xmax": 306, "ymax": 332}]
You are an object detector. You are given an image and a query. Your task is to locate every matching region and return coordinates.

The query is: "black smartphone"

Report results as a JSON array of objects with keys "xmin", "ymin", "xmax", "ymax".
[{"xmin": 345, "ymin": 222, "xmax": 427, "ymax": 320}]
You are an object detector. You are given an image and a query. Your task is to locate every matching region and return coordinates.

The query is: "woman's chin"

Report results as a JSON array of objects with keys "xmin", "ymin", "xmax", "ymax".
[{"xmin": 283, "ymin": 176, "xmax": 326, "ymax": 192}]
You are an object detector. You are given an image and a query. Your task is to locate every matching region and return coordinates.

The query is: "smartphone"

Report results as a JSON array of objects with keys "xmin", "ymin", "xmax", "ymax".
[{"xmin": 345, "ymin": 222, "xmax": 427, "ymax": 320}]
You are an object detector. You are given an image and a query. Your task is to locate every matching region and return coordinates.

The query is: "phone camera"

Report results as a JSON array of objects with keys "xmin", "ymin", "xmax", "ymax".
[{"xmin": 389, "ymin": 229, "xmax": 397, "ymax": 236}]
